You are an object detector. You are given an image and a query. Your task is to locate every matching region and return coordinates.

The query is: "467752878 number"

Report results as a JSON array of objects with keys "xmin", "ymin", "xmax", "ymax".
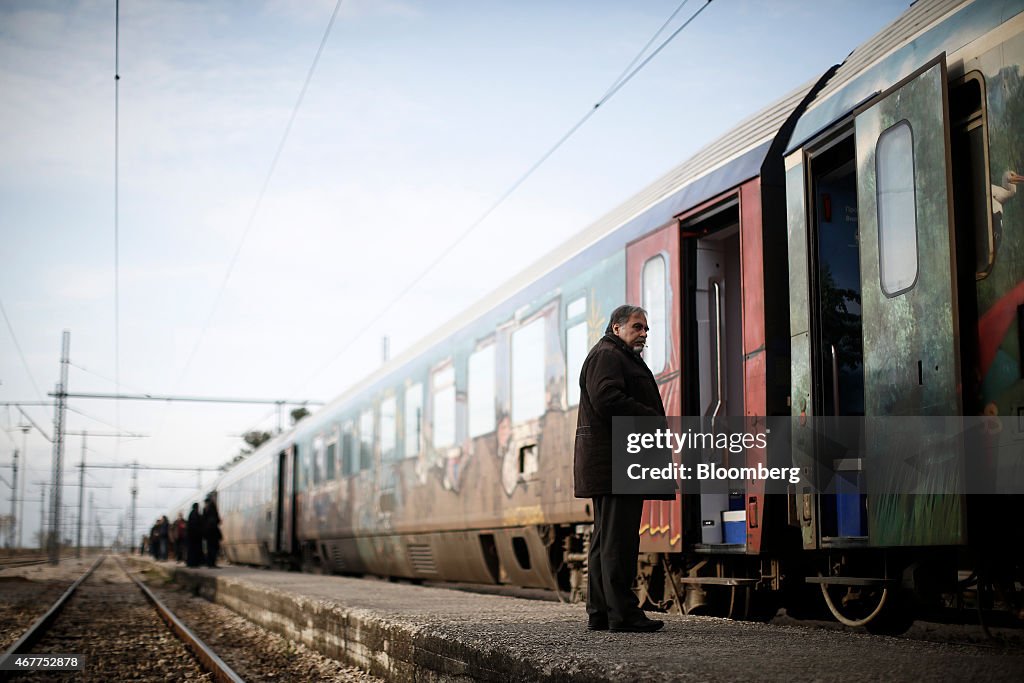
[{"xmin": 0, "ymin": 654, "xmax": 85, "ymax": 671}]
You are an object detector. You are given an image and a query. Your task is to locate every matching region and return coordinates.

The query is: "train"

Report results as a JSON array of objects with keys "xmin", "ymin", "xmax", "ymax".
[{"xmin": 196, "ymin": 0, "xmax": 1024, "ymax": 634}]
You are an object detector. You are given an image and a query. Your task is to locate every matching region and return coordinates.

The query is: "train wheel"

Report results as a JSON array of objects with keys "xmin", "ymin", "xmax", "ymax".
[
  {"xmin": 819, "ymin": 582, "xmax": 914, "ymax": 634},
  {"xmin": 820, "ymin": 582, "xmax": 889, "ymax": 628}
]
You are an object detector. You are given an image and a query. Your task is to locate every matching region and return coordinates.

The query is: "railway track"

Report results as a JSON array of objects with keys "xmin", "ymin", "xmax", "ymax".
[
  {"xmin": 0, "ymin": 554, "xmax": 243, "ymax": 682},
  {"xmin": 0, "ymin": 554, "xmax": 80, "ymax": 571}
]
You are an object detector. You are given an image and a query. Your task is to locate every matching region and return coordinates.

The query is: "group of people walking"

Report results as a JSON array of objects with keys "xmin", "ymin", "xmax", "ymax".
[{"xmin": 141, "ymin": 495, "xmax": 221, "ymax": 568}]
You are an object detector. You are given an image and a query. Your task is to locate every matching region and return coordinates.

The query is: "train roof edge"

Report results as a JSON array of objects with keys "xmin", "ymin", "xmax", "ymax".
[{"xmin": 788, "ymin": 0, "xmax": 1023, "ymax": 151}]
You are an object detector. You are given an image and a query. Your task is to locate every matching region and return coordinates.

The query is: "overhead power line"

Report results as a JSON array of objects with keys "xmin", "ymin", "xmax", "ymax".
[
  {"xmin": 600, "ymin": 0, "xmax": 694, "ymax": 101},
  {"xmin": 15, "ymin": 406, "xmax": 51, "ymax": 443},
  {"xmin": 69, "ymin": 361, "xmax": 149, "ymax": 395},
  {"xmin": 293, "ymin": 0, "xmax": 714, "ymax": 393},
  {"xmin": 0, "ymin": 298, "xmax": 45, "ymax": 401},
  {"xmin": 53, "ymin": 391, "xmax": 324, "ymax": 406},
  {"xmin": 172, "ymin": 0, "xmax": 347, "ymax": 391},
  {"xmin": 65, "ymin": 405, "xmax": 134, "ymax": 433},
  {"xmin": 2, "ymin": 403, "xmax": 147, "ymax": 435},
  {"xmin": 88, "ymin": 463, "xmax": 221, "ymax": 473}
]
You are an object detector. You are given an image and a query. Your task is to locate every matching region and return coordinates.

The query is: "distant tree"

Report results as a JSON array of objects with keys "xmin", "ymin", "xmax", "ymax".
[
  {"xmin": 242, "ymin": 430, "xmax": 273, "ymax": 453},
  {"xmin": 290, "ymin": 407, "xmax": 311, "ymax": 425},
  {"xmin": 220, "ymin": 430, "xmax": 273, "ymax": 471}
]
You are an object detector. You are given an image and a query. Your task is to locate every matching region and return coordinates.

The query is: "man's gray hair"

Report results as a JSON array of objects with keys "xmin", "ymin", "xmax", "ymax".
[{"xmin": 605, "ymin": 304, "xmax": 647, "ymax": 334}]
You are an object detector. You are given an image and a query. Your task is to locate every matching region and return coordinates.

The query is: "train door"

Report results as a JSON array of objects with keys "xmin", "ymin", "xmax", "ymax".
[
  {"xmin": 804, "ymin": 126, "xmax": 866, "ymax": 549},
  {"xmin": 797, "ymin": 56, "xmax": 964, "ymax": 548},
  {"xmin": 275, "ymin": 445, "xmax": 298, "ymax": 556},
  {"xmin": 853, "ymin": 57, "xmax": 963, "ymax": 546},
  {"xmin": 626, "ymin": 225, "xmax": 682, "ymax": 554},
  {"xmin": 678, "ymin": 197, "xmax": 747, "ymax": 549}
]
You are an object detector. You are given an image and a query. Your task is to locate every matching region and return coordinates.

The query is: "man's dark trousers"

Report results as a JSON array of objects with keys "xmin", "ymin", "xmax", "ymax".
[{"xmin": 588, "ymin": 494, "xmax": 645, "ymax": 626}]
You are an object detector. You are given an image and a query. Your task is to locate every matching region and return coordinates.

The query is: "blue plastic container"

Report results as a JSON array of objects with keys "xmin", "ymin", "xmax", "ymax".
[
  {"xmin": 836, "ymin": 471, "xmax": 863, "ymax": 537},
  {"xmin": 722, "ymin": 510, "xmax": 746, "ymax": 544}
]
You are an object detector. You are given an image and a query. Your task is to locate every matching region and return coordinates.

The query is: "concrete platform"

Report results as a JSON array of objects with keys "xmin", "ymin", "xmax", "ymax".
[{"xmin": 131, "ymin": 558, "xmax": 1024, "ymax": 682}]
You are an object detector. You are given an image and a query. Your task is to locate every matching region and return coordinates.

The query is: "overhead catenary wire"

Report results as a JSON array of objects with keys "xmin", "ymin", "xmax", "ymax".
[
  {"xmin": 292, "ymin": 0, "xmax": 714, "ymax": 394},
  {"xmin": 65, "ymin": 406, "xmax": 140, "ymax": 433},
  {"xmin": 2, "ymin": 406, "xmax": 20, "ymax": 446},
  {"xmin": 170, "ymin": 0, "xmax": 347, "ymax": 393},
  {"xmin": 59, "ymin": 391, "xmax": 323, "ymax": 406},
  {"xmin": 0, "ymin": 298, "xmax": 46, "ymax": 402},
  {"xmin": 69, "ymin": 361, "xmax": 150, "ymax": 395},
  {"xmin": 599, "ymin": 0, "xmax": 693, "ymax": 101},
  {"xmin": 15, "ymin": 406, "xmax": 52, "ymax": 443}
]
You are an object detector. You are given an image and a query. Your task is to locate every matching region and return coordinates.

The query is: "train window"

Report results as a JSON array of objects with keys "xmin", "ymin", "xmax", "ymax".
[
  {"xmin": 341, "ymin": 421, "xmax": 355, "ymax": 475},
  {"xmin": 404, "ymin": 383, "xmax": 423, "ymax": 458},
  {"xmin": 468, "ymin": 344, "xmax": 496, "ymax": 437},
  {"xmin": 567, "ymin": 297, "xmax": 585, "ymax": 319},
  {"xmin": 359, "ymin": 409, "xmax": 374, "ymax": 470},
  {"xmin": 380, "ymin": 396, "xmax": 397, "ymax": 462},
  {"xmin": 326, "ymin": 427, "xmax": 338, "ymax": 480},
  {"xmin": 566, "ymin": 297, "xmax": 587, "ymax": 407},
  {"xmin": 642, "ymin": 255, "xmax": 667, "ymax": 373},
  {"xmin": 312, "ymin": 434, "xmax": 325, "ymax": 485},
  {"xmin": 511, "ymin": 317, "xmax": 545, "ymax": 423},
  {"xmin": 432, "ymin": 365, "xmax": 456, "ymax": 448},
  {"xmin": 875, "ymin": 120, "xmax": 919, "ymax": 296}
]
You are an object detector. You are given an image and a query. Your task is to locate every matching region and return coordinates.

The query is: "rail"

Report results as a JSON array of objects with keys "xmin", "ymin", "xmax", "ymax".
[
  {"xmin": 1, "ymin": 555, "xmax": 245, "ymax": 683},
  {"xmin": 114, "ymin": 556, "xmax": 245, "ymax": 683}
]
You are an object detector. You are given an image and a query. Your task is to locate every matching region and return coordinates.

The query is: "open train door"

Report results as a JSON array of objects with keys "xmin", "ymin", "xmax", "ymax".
[
  {"xmin": 853, "ymin": 56, "xmax": 964, "ymax": 546},
  {"xmin": 275, "ymin": 445, "xmax": 299, "ymax": 560},
  {"xmin": 626, "ymin": 225, "xmax": 683, "ymax": 555}
]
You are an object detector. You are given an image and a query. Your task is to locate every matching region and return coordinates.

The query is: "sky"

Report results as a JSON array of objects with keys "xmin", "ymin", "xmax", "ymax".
[{"xmin": 0, "ymin": 0, "xmax": 910, "ymax": 548}]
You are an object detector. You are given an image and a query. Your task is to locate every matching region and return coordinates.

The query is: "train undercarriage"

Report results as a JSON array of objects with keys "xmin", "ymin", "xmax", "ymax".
[{"xmin": 552, "ymin": 522, "xmax": 1023, "ymax": 635}]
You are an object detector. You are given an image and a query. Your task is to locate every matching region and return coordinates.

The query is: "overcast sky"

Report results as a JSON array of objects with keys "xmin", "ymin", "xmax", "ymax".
[{"xmin": 0, "ymin": 0, "xmax": 909, "ymax": 547}]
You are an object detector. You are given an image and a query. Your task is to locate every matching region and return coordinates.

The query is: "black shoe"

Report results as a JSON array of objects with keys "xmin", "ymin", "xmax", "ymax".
[
  {"xmin": 587, "ymin": 617, "xmax": 609, "ymax": 631},
  {"xmin": 609, "ymin": 618, "xmax": 664, "ymax": 633}
]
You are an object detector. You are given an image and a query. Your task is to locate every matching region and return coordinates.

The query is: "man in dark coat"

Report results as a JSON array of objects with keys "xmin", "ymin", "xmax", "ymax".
[
  {"xmin": 202, "ymin": 496, "xmax": 222, "ymax": 568},
  {"xmin": 149, "ymin": 519, "xmax": 160, "ymax": 559},
  {"xmin": 173, "ymin": 512, "xmax": 186, "ymax": 563},
  {"xmin": 574, "ymin": 304, "xmax": 670, "ymax": 633},
  {"xmin": 186, "ymin": 503, "xmax": 203, "ymax": 567},
  {"xmin": 156, "ymin": 515, "xmax": 170, "ymax": 561}
]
